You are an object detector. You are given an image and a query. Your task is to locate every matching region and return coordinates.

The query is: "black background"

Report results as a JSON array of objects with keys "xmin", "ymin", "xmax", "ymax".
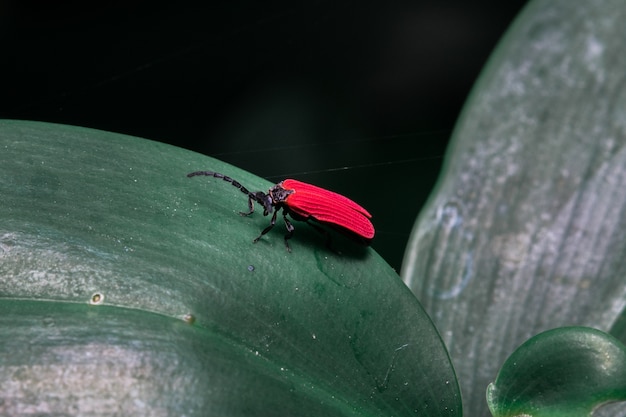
[{"xmin": 2, "ymin": 1, "xmax": 528, "ymax": 271}]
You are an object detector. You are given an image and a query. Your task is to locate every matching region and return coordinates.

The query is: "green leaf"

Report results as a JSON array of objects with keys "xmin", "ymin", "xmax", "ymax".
[
  {"xmin": 0, "ymin": 120, "xmax": 460, "ymax": 416},
  {"xmin": 486, "ymin": 327, "xmax": 626, "ymax": 417},
  {"xmin": 401, "ymin": 1, "xmax": 626, "ymax": 416}
]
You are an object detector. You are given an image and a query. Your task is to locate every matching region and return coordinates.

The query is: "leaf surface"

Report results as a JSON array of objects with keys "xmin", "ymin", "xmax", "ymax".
[
  {"xmin": 487, "ymin": 327, "xmax": 626, "ymax": 417},
  {"xmin": 0, "ymin": 120, "xmax": 460, "ymax": 416},
  {"xmin": 401, "ymin": 1, "xmax": 626, "ymax": 416}
]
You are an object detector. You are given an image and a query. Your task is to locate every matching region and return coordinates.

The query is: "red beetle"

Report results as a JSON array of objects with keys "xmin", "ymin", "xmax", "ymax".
[{"xmin": 188, "ymin": 171, "xmax": 374, "ymax": 251}]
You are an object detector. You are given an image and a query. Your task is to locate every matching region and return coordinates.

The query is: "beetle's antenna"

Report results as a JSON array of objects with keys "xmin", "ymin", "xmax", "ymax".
[
  {"xmin": 187, "ymin": 171, "xmax": 255, "ymax": 199},
  {"xmin": 187, "ymin": 170, "xmax": 275, "ymax": 216}
]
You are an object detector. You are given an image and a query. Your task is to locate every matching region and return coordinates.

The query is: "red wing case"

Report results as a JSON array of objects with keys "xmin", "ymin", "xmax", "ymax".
[{"xmin": 281, "ymin": 179, "xmax": 375, "ymax": 241}]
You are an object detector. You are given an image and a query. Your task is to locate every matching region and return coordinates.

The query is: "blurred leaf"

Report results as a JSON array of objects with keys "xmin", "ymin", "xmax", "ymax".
[
  {"xmin": 486, "ymin": 327, "xmax": 626, "ymax": 417},
  {"xmin": 401, "ymin": 1, "xmax": 626, "ymax": 416},
  {"xmin": 611, "ymin": 314, "xmax": 626, "ymax": 344},
  {"xmin": 0, "ymin": 120, "xmax": 460, "ymax": 416}
]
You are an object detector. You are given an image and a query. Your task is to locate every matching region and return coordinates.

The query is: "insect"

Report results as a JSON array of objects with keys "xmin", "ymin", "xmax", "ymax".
[{"xmin": 187, "ymin": 170, "xmax": 375, "ymax": 251}]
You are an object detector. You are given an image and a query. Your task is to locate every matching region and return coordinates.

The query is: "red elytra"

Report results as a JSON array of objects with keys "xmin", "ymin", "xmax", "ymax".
[
  {"xmin": 278, "ymin": 179, "xmax": 374, "ymax": 240},
  {"xmin": 188, "ymin": 171, "xmax": 374, "ymax": 251}
]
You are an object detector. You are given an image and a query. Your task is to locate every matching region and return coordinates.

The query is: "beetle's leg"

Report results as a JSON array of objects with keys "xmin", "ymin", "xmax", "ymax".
[
  {"xmin": 282, "ymin": 213, "xmax": 295, "ymax": 252},
  {"xmin": 253, "ymin": 209, "xmax": 278, "ymax": 243},
  {"xmin": 239, "ymin": 195, "xmax": 255, "ymax": 216}
]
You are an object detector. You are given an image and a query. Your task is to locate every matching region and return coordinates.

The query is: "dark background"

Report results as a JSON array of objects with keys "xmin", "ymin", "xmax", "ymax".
[{"xmin": 1, "ymin": 1, "xmax": 528, "ymax": 271}]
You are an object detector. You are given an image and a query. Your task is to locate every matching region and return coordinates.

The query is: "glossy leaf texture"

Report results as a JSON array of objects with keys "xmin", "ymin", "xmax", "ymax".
[
  {"xmin": 487, "ymin": 327, "xmax": 626, "ymax": 417},
  {"xmin": 401, "ymin": 1, "xmax": 626, "ymax": 416},
  {"xmin": 0, "ymin": 120, "xmax": 460, "ymax": 416}
]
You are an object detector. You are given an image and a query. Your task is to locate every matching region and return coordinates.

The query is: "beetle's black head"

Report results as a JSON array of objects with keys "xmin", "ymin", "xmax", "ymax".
[{"xmin": 253, "ymin": 191, "xmax": 274, "ymax": 216}]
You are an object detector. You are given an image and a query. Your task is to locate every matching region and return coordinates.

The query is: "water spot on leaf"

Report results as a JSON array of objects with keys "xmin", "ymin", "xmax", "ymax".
[
  {"xmin": 436, "ymin": 201, "xmax": 463, "ymax": 230},
  {"xmin": 90, "ymin": 292, "xmax": 104, "ymax": 305}
]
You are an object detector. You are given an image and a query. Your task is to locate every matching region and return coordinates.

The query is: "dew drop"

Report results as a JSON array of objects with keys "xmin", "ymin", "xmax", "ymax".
[{"xmin": 90, "ymin": 292, "xmax": 104, "ymax": 305}]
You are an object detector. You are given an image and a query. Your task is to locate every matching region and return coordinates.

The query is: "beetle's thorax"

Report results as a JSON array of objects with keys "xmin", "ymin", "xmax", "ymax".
[{"xmin": 269, "ymin": 182, "xmax": 294, "ymax": 204}]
